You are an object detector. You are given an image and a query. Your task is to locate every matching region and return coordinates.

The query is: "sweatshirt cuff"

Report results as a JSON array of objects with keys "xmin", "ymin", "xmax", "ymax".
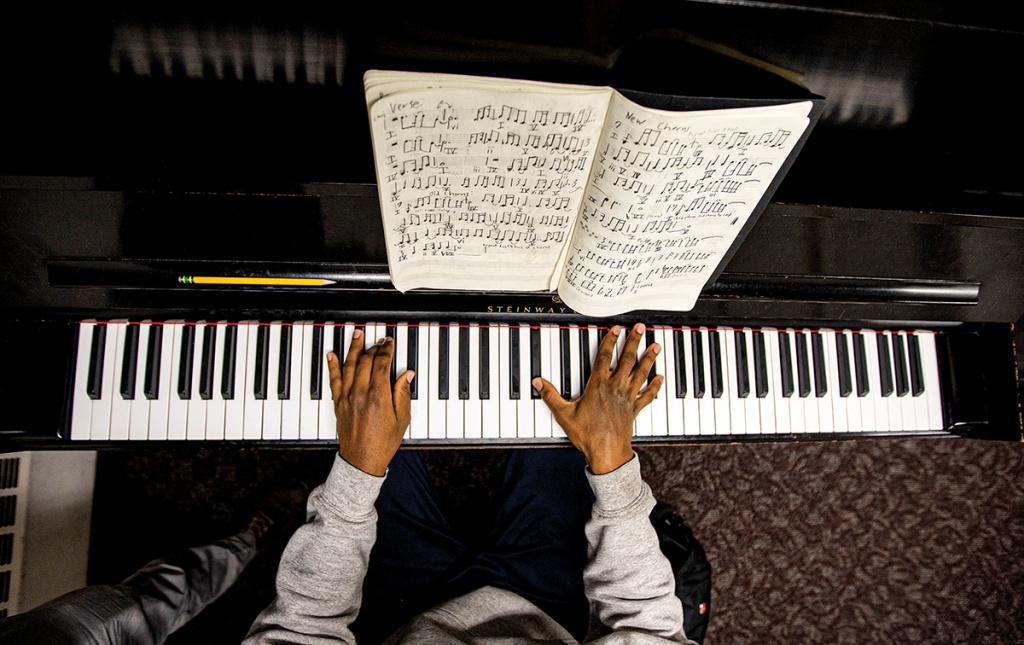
[
  {"xmin": 585, "ymin": 452, "xmax": 647, "ymax": 514},
  {"xmin": 318, "ymin": 453, "xmax": 387, "ymax": 519}
]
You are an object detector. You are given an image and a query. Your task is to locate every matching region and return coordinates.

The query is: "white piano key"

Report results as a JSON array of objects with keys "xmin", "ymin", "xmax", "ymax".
[
  {"xmin": 823, "ymin": 329, "xmax": 847, "ymax": 433},
  {"xmin": 225, "ymin": 322, "xmax": 250, "ymax": 441},
  {"xmin": 634, "ymin": 331, "xmax": 652, "ymax": 437},
  {"xmin": 757, "ymin": 329, "xmax": 776, "ymax": 434},
  {"xmin": 166, "ymin": 322, "xmax": 190, "ymax": 441},
  {"xmin": 186, "ymin": 322, "xmax": 209, "ymax": 441},
  {"xmin": 917, "ymin": 331, "xmax": 945, "ymax": 430},
  {"xmin": 766, "ymin": 329, "xmax": 787, "ymax": 434},
  {"xmin": 411, "ymin": 322, "xmax": 431, "ymax": 439},
  {"xmin": 662, "ymin": 328, "xmax": 681, "ymax": 437},
  {"xmin": 498, "ymin": 324, "xmax": 517, "ymax": 439},
  {"xmin": 650, "ymin": 327, "xmax": 670, "ymax": 437},
  {"xmin": 394, "ymin": 323, "xmax": 410, "ymax": 439},
  {"xmin": 261, "ymin": 322, "xmax": 283, "ymax": 441},
  {"xmin": 427, "ymin": 324, "xmax": 447, "ymax": 440},
  {"xmin": 108, "ymin": 322, "xmax": 131, "ymax": 441},
  {"xmin": 282, "ymin": 322, "xmax": 306, "ymax": 440},
  {"xmin": 446, "ymin": 323, "xmax": 465, "ymax": 439},
  {"xmin": 242, "ymin": 323, "xmax": 266, "ymax": 440},
  {"xmin": 483, "ymin": 324, "xmax": 500, "ymax": 438},
  {"xmin": 781, "ymin": 330, "xmax": 804, "ymax": 434},
  {"xmin": 319, "ymin": 323, "xmax": 338, "ymax": 440},
  {"xmin": 516, "ymin": 324, "xmax": 535, "ymax": 439},
  {"xmin": 534, "ymin": 326, "xmax": 553, "ymax": 438},
  {"xmin": 298, "ymin": 322, "xmax": 319, "ymax": 440},
  {"xmin": 70, "ymin": 321, "xmax": 96, "ymax": 440},
  {"xmin": 907, "ymin": 331, "xmax": 931, "ymax": 431},
  {"xmin": 611, "ymin": 325, "xmax": 628, "ymax": 370},
  {"xmin": 723, "ymin": 329, "xmax": 744, "ymax": 434},
  {"xmin": 862, "ymin": 330, "xmax": 887, "ymax": 432},
  {"xmin": 204, "ymin": 322, "xmax": 227, "ymax": 440},
  {"xmin": 150, "ymin": 322, "xmax": 177, "ymax": 441},
  {"xmin": 464, "ymin": 323, "xmax": 482, "ymax": 439},
  {"xmin": 895, "ymin": 331, "xmax": 919, "ymax": 431},
  {"xmin": 739, "ymin": 328, "xmax": 759, "ymax": 435},
  {"xmin": 880, "ymin": 331, "xmax": 903, "ymax": 432},
  {"xmin": 795, "ymin": 330, "xmax": 819, "ymax": 433},
  {"xmin": 587, "ymin": 325, "xmax": 600, "ymax": 383},
  {"xmin": 697, "ymin": 328, "xmax": 719, "ymax": 436},
  {"xmin": 813, "ymin": 330, "xmax": 835, "ymax": 433},
  {"xmin": 569, "ymin": 326, "xmax": 582, "ymax": 400},
  {"xmin": 840, "ymin": 330, "xmax": 861, "ymax": 432},
  {"xmin": 681, "ymin": 329, "xmax": 700, "ymax": 437},
  {"xmin": 127, "ymin": 323, "xmax": 151, "ymax": 441}
]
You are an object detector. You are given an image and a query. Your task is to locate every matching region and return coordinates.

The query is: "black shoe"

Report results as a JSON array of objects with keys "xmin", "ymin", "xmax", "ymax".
[{"xmin": 244, "ymin": 480, "xmax": 310, "ymax": 552}]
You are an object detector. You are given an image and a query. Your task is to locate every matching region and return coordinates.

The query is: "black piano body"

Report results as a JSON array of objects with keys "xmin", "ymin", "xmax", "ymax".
[{"xmin": 1, "ymin": 3, "xmax": 1022, "ymax": 448}]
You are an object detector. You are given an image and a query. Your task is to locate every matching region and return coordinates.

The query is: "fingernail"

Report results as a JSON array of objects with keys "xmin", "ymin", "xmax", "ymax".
[
  {"xmin": 353, "ymin": 329, "xmax": 363, "ymax": 339},
  {"xmin": 386, "ymin": 336, "xmax": 394, "ymax": 344},
  {"xmin": 635, "ymin": 323, "xmax": 645, "ymax": 334},
  {"xmin": 653, "ymin": 343, "xmax": 661, "ymax": 354},
  {"xmin": 376, "ymin": 337, "xmax": 385, "ymax": 346},
  {"xmin": 532, "ymin": 377, "xmax": 543, "ymax": 391},
  {"xmin": 326, "ymin": 352, "xmax": 335, "ymax": 362},
  {"xmin": 406, "ymin": 370, "xmax": 416, "ymax": 383},
  {"xmin": 611, "ymin": 325, "xmax": 622, "ymax": 336}
]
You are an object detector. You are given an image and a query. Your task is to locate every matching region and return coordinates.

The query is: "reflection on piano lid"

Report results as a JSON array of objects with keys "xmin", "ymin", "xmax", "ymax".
[{"xmin": 68, "ymin": 320, "xmax": 945, "ymax": 445}]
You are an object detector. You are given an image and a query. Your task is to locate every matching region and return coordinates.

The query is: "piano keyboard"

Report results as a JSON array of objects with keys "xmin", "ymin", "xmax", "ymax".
[{"xmin": 67, "ymin": 321, "xmax": 946, "ymax": 443}]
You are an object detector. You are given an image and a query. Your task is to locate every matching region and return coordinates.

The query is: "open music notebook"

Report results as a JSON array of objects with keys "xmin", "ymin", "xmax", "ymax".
[{"xmin": 365, "ymin": 70, "xmax": 816, "ymax": 317}]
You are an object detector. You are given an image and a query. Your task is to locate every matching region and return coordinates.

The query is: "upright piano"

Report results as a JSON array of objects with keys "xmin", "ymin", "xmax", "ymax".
[{"xmin": 1, "ymin": 2, "xmax": 1022, "ymax": 449}]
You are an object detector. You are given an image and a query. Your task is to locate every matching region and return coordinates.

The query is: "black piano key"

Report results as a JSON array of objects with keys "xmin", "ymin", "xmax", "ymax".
[
  {"xmin": 530, "ymin": 327, "xmax": 542, "ymax": 399},
  {"xmin": 795, "ymin": 332, "xmax": 811, "ymax": 398},
  {"xmin": 560, "ymin": 327, "xmax": 572, "ymax": 398},
  {"xmin": 198, "ymin": 324, "xmax": 216, "ymax": 400},
  {"xmin": 480, "ymin": 326, "xmax": 490, "ymax": 400},
  {"xmin": 144, "ymin": 325, "xmax": 163, "ymax": 400},
  {"xmin": 580, "ymin": 327, "xmax": 591, "ymax": 388},
  {"xmin": 177, "ymin": 324, "xmax": 195, "ymax": 400},
  {"xmin": 811, "ymin": 332, "xmax": 827, "ymax": 397},
  {"xmin": 438, "ymin": 325, "xmax": 449, "ymax": 400},
  {"xmin": 853, "ymin": 333, "xmax": 869, "ymax": 397},
  {"xmin": 778, "ymin": 331, "xmax": 794, "ymax": 398},
  {"xmin": 892, "ymin": 333, "xmax": 909, "ymax": 397},
  {"xmin": 509, "ymin": 326, "xmax": 521, "ymax": 400},
  {"xmin": 386, "ymin": 325, "xmax": 397, "ymax": 385},
  {"xmin": 221, "ymin": 325, "xmax": 237, "ymax": 400},
  {"xmin": 333, "ymin": 325, "xmax": 344, "ymax": 359},
  {"xmin": 752, "ymin": 331, "xmax": 768, "ymax": 398},
  {"xmin": 735, "ymin": 330, "xmax": 750, "ymax": 398},
  {"xmin": 278, "ymin": 325, "xmax": 292, "ymax": 400},
  {"xmin": 691, "ymin": 330, "xmax": 705, "ymax": 399},
  {"xmin": 458, "ymin": 325, "xmax": 470, "ymax": 400},
  {"xmin": 645, "ymin": 329, "xmax": 656, "ymax": 385},
  {"xmin": 254, "ymin": 324, "xmax": 269, "ymax": 400},
  {"xmin": 120, "ymin": 323, "xmax": 140, "ymax": 399},
  {"xmin": 87, "ymin": 324, "xmax": 106, "ymax": 399},
  {"xmin": 907, "ymin": 333, "xmax": 925, "ymax": 396},
  {"xmin": 310, "ymin": 325, "xmax": 324, "ymax": 400},
  {"xmin": 408, "ymin": 325, "xmax": 419, "ymax": 400},
  {"xmin": 708, "ymin": 330, "xmax": 723, "ymax": 399},
  {"xmin": 877, "ymin": 333, "xmax": 894, "ymax": 397},
  {"xmin": 836, "ymin": 333, "xmax": 852, "ymax": 397},
  {"xmin": 673, "ymin": 329, "xmax": 687, "ymax": 398}
]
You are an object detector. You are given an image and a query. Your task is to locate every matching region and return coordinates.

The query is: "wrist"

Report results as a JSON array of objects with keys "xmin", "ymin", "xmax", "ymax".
[{"xmin": 586, "ymin": 445, "xmax": 633, "ymax": 475}]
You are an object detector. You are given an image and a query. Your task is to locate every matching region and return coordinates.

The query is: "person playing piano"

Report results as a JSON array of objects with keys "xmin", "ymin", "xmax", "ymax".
[{"xmin": 245, "ymin": 322, "xmax": 702, "ymax": 645}]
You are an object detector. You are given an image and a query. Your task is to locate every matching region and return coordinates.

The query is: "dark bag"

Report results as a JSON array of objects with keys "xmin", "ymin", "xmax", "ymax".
[{"xmin": 650, "ymin": 502, "xmax": 712, "ymax": 645}]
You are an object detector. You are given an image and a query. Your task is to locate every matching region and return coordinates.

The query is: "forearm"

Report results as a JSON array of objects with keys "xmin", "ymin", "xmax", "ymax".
[
  {"xmin": 583, "ymin": 454, "xmax": 692, "ymax": 643},
  {"xmin": 244, "ymin": 455, "xmax": 384, "ymax": 645}
]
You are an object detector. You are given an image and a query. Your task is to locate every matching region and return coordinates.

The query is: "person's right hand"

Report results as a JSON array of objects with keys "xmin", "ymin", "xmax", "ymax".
[{"xmin": 532, "ymin": 323, "xmax": 663, "ymax": 474}]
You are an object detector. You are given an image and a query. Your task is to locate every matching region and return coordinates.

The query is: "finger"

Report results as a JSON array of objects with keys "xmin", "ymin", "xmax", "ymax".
[
  {"xmin": 592, "ymin": 326, "xmax": 621, "ymax": 374},
  {"xmin": 341, "ymin": 328, "xmax": 364, "ymax": 396},
  {"xmin": 392, "ymin": 369, "xmax": 415, "ymax": 429},
  {"xmin": 354, "ymin": 343, "xmax": 379, "ymax": 391},
  {"xmin": 372, "ymin": 337, "xmax": 396, "ymax": 387},
  {"xmin": 532, "ymin": 377, "xmax": 572, "ymax": 416},
  {"xmin": 615, "ymin": 323, "xmax": 646, "ymax": 376},
  {"xmin": 630, "ymin": 339, "xmax": 661, "ymax": 390},
  {"xmin": 327, "ymin": 352, "xmax": 343, "ymax": 404},
  {"xmin": 633, "ymin": 374, "xmax": 664, "ymax": 412}
]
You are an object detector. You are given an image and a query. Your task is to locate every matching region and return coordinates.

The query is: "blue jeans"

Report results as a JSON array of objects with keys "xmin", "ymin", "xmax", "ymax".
[{"xmin": 351, "ymin": 448, "xmax": 594, "ymax": 644}]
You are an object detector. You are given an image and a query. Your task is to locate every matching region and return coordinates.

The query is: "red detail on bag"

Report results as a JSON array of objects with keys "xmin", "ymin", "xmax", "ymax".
[{"xmin": 699, "ymin": 602, "xmax": 707, "ymax": 615}]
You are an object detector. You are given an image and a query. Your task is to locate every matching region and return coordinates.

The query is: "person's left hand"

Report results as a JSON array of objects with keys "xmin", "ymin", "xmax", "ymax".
[{"xmin": 327, "ymin": 330, "xmax": 414, "ymax": 476}]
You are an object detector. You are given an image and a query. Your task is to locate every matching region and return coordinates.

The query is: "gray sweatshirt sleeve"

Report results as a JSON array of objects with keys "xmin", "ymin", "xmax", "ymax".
[
  {"xmin": 583, "ymin": 454, "xmax": 695, "ymax": 644},
  {"xmin": 244, "ymin": 454, "xmax": 385, "ymax": 645}
]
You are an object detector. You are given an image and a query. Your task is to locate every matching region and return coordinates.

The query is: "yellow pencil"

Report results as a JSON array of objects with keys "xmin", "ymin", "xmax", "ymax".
[{"xmin": 178, "ymin": 276, "xmax": 336, "ymax": 286}]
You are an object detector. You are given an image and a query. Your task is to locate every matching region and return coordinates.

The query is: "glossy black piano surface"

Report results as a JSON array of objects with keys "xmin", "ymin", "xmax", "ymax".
[{"xmin": 1, "ymin": 2, "xmax": 1022, "ymax": 448}]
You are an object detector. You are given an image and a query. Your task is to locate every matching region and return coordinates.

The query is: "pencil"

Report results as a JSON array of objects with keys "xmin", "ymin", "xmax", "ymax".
[{"xmin": 178, "ymin": 276, "xmax": 336, "ymax": 286}]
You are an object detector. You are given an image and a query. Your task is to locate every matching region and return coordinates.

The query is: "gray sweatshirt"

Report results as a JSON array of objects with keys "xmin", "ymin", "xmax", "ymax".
[{"xmin": 244, "ymin": 452, "xmax": 696, "ymax": 645}]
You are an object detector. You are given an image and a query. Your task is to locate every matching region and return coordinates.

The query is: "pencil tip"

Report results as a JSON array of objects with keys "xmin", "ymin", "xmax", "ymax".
[{"xmin": 322, "ymin": 279, "xmax": 337, "ymax": 285}]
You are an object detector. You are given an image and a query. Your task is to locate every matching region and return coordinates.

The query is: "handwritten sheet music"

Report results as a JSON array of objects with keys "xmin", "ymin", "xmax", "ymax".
[
  {"xmin": 368, "ymin": 83, "xmax": 611, "ymax": 292},
  {"xmin": 557, "ymin": 92, "xmax": 813, "ymax": 316}
]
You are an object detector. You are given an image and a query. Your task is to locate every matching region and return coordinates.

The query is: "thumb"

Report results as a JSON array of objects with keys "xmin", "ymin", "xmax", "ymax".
[
  {"xmin": 393, "ymin": 370, "xmax": 414, "ymax": 427},
  {"xmin": 532, "ymin": 377, "xmax": 570, "ymax": 413}
]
